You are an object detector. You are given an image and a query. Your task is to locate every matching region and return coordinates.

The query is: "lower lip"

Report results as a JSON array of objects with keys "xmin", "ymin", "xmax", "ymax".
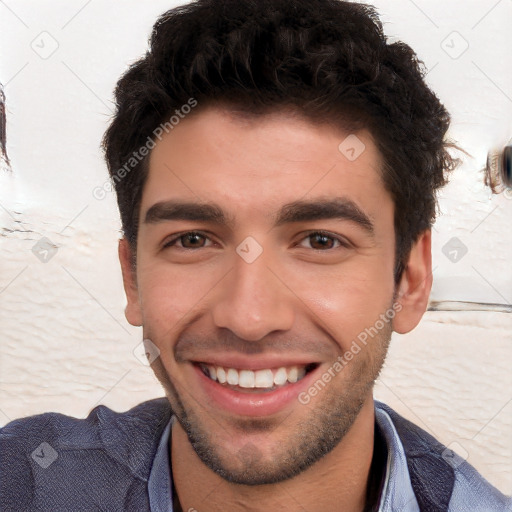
[{"xmin": 193, "ymin": 363, "xmax": 321, "ymax": 417}]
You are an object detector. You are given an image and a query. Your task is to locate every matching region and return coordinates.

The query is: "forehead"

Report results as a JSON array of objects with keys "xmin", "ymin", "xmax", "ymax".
[{"xmin": 141, "ymin": 107, "xmax": 389, "ymax": 226}]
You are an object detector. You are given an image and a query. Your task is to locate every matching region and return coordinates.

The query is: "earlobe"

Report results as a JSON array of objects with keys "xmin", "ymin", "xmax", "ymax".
[
  {"xmin": 118, "ymin": 238, "xmax": 143, "ymax": 327},
  {"xmin": 393, "ymin": 230, "xmax": 433, "ymax": 334}
]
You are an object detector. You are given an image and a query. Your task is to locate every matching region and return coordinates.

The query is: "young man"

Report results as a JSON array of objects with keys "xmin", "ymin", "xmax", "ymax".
[{"xmin": 1, "ymin": 1, "xmax": 510, "ymax": 511}]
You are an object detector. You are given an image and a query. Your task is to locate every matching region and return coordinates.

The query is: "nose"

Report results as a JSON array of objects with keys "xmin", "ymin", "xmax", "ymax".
[{"xmin": 211, "ymin": 250, "xmax": 295, "ymax": 341}]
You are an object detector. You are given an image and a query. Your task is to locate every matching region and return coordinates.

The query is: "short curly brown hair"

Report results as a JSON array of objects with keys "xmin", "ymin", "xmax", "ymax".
[{"xmin": 103, "ymin": 0, "xmax": 458, "ymax": 283}]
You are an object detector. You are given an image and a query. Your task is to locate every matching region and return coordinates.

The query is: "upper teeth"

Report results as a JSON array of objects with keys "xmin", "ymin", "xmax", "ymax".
[{"xmin": 200, "ymin": 364, "xmax": 307, "ymax": 388}]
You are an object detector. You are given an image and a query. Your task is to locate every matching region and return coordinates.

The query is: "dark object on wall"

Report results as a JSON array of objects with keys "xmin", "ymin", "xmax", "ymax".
[
  {"xmin": 485, "ymin": 143, "xmax": 512, "ymax": 193},
  {"xmin": 503, "ymin": 145, "xmax": 512, "ymax": 188},
  {"xmin": 0, "ymin": 84, "xmax": 8, "ymax": 166}
]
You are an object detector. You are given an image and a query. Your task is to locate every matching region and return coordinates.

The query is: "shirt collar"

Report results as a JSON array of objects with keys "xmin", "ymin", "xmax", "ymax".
[
  {"xmin": 375, "ymin": 404, "xmax": 419, "ymax": 512},
  {"xmin": 148, "ymin": 415, "xmax": 174, "ymax": 512}
]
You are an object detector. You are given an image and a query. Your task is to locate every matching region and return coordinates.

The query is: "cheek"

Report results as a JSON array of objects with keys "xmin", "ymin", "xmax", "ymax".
[
  {"xmin": 292, "ymin": 264, "xmax": 395, "ymax": 348},
  {"xmin": 137, "ymin": 262, "xmax": 221, "ymax": 334}
]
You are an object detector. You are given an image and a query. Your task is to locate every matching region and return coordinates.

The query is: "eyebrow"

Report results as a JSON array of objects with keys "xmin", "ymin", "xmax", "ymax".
[
  {"xmin": 143, "ymin": 197, "xmax": 375, "ymax": 235},
  {"xmin": 274, "ymin": 198, "xmax": 374, "ymax": 234}
]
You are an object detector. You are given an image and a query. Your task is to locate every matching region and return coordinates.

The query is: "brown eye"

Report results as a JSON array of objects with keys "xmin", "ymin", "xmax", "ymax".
[
  {"xmin": 180, "ymin": 233, "xmax": 207, "ymax": 248},
  {"xmin": 297, "ymin": 231, "xmax": 349, "ymax": 251},
  {"xmin": 163, "ymin": 231, "xmax": 212, "ymax": 249},
  {"xmin": 309, "ymin": 233, "xmax": 336, "ymax": 250}
]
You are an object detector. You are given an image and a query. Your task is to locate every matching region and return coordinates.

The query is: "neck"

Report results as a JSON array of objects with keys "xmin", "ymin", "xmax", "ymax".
[{"xmin": 171, "ymin": 397, "xmax": 376, "ymax": 512}]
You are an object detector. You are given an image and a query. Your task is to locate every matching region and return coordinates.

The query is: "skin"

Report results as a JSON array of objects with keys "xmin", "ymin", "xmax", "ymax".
[{"xmin": 119, "ymin": 107, "xmax": 432, "ymax": 512}]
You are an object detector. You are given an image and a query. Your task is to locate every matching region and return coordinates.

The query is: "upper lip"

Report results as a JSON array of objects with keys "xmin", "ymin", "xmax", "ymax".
[{"xmin": 191, "ymin": 354, "xmax": 320, "ymax": 371}]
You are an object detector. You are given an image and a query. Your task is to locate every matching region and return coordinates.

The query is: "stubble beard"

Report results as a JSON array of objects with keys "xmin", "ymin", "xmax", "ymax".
[{"xmin": 149, "ymin": 320, "xmax": 392, "ymax": 486}]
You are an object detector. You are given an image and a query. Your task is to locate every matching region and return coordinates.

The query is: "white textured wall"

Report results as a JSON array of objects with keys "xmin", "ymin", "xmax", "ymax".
[{"xmin": 1, "ymin": 0, "xmax": 511, "ymax": 494}]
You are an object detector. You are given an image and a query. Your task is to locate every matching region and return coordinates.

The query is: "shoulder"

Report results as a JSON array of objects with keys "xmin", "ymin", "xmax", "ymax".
[
  {"xmin": 375, "ymin": 400, "xmax": 512, "ymax": 512},
  {"xmin": 0, "ymin": 397, "xmax": 172, "ymax": 512},
  {"xmin": 1, "ymin": 397, "xmax": 172, "ymax": 464}
]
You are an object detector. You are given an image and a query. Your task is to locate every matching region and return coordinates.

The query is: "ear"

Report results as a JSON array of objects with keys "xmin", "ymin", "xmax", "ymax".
[
  {"xmin": 393, "ymin": 229, "xmax": 432, "ymax": 334},
  {"xmin": 118, "ymin": 237, "xmax": 143, "ymax": 327}
]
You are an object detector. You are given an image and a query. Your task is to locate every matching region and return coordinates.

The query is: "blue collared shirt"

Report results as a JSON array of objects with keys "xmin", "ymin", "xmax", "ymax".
[
  {"xmin": 147, "ymin": 405, "xmax": 420, "ymax": 512},
  {"xmin": 2, "ymin": 397, "xmax": 508, "ymax": 510},
  {"xmin": 147, "ymin": 402, "xmax": 512, "ymax": 511}
]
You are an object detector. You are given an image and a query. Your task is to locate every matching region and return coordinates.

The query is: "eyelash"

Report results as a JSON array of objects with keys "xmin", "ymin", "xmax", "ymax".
[{"xmin": 162, "ymin": 230, "xmax": 351, "ymax": 251}]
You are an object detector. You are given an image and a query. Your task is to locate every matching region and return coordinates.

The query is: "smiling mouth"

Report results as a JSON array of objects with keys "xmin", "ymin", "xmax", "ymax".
[{"xmin": 196, "ymin": 362, "xmax": 319, "ymax": 393}]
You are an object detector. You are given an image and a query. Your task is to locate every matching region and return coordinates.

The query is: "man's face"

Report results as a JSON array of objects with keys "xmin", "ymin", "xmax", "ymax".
[{"xmin": 123, "ymin": 107, "xmax": 399, "ymax": 484}]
